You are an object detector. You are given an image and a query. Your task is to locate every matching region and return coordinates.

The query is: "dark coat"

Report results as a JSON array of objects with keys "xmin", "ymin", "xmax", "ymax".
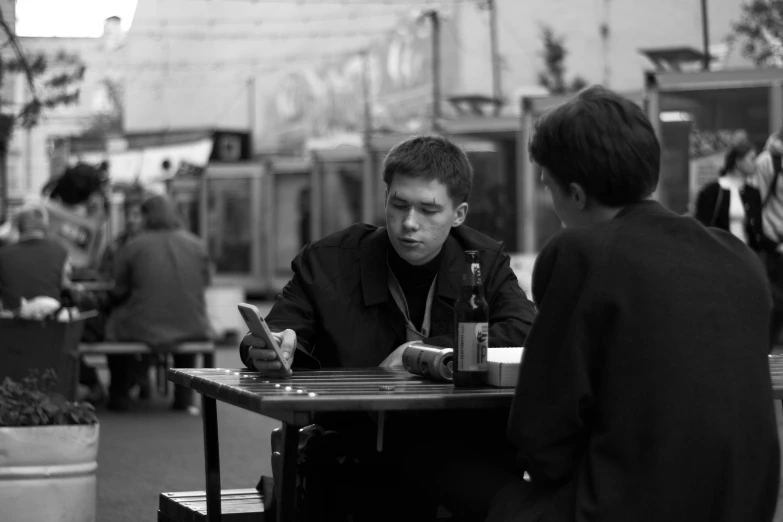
[
  {"xmin": 508, "ymin": 201, "xmax": 779, "ymax": 522},
  {"xmin": 241, "ymin": 223, "xmax": 535, "ymax": 369},
  {"xmin": 110, "ymin": 229, "xmax": 212, "ymax": 346},
  {"xmin": 694, "ymin": 180, "xmax": 766, "ymax": 251},
  {"xmin": 0, "ymin": 237, "xmax": 67, "ymax": 311}
]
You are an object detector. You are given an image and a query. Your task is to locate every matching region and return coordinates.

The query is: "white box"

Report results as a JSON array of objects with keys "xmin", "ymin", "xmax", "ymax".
[{"xmin": 487, "ymin": 347, "xmax": 524, "ymax": 387}]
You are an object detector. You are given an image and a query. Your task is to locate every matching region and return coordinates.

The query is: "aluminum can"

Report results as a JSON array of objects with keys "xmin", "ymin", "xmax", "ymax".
[{"xmin": 402, "ymin": 343, "xmax": 454, "ymax": 382}]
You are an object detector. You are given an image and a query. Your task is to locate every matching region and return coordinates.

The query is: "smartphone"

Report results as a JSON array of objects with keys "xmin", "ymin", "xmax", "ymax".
[{"xmin": 237, "ymin": 303, "xmax": 292, "ymax": 373}]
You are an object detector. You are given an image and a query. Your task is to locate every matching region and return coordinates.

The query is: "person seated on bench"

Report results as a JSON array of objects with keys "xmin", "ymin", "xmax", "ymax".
[
  {"xmin": 84, "ymin": 189, "xmax": 148, "ymax": 397},
  {"xmin": 439, "ymin": 86, "xmax": 780, "ymax": 522},
  {"xmin": 0, "ymin": 203, "xmax": 105, "ymax": 404},
  {"xmin": 107, "ymin": 194, "xmax": 213, "ymax": 412},
  {"xmin": 239, "ymin": 135, "xmax": 537, "ymax": 522}
]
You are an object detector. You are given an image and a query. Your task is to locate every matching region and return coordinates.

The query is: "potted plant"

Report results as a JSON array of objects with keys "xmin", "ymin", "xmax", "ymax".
[{"xmin": 0, "ymin": 369, "xmax": 99, "ymax": 522}]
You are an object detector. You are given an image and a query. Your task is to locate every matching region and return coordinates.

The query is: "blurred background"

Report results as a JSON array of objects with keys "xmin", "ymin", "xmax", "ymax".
[{"xmin": 0, "ymin": 0, "xmax": 773, "ymax": 316}]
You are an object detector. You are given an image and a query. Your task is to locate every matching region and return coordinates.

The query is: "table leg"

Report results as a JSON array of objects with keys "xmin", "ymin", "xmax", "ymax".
[
  {"xmin": 202, "ymin": 395, "xmax": 221, "ymax": 522},
  {"xmin": 277, "ymin": 423, "xmax": 299, "ymax": 522}
]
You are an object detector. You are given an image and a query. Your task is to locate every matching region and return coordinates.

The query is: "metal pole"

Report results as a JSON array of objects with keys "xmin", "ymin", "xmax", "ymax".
[
  {"xmin": 426, "ymin": 10, "xmax": 441, "ymax": 134},
  {"xmin": 520, "ymin": 98, "xmax": 536, "ymax": 253},
  {"xmin": 700, "ymin": 0, "xmax": 710, "ymax": 71},
  {"xmin": 360, "ymin": 49, "xmax": 375, "ymax": 224},
  {"xmin": 488, "ymin": 0, "xmax": 502, "ymax": 115},
  {"xmin": 0, "ymin": 49, "xmax": 7, "ymax": 224}
]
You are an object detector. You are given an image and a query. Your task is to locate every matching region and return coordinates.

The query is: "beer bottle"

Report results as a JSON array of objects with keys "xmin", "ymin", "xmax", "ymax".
[{"xmin": 453, "ymin": 250, "xmax": 489, "ymax": 387}]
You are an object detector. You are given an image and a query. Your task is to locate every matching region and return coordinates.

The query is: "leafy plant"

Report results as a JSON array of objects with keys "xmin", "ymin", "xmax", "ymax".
[
  {"xmin": 537, "ymin": 25, "xmax": 588, "ymax": 95},
  {"xmin": 0, "ymin": 369, "xmax": 98, "ymax": 427},
  {"xmin": 731, "ymin": 0, "xmax": 783, "ymax": 67}
]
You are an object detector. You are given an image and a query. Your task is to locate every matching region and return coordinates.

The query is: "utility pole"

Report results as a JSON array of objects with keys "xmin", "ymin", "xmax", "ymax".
[
  {"xmin": 700, "ymin": 0, "xmax": 710, "ymax": 70},
  {"xmin": 424, "ymin": 10, "xmax": 441, "ymax": 134},
  {"xmin": 487, "ymin": 0, "xmax": 502, "ymax": 115}
]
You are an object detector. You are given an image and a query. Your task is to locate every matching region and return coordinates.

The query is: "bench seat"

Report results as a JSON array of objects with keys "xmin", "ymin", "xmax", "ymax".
[
  {"xmin": 78, "ymin": 341, "xmax": 215, "ymax": 356},
  {"xmin": 79, "ymin": 341, "xmax": 216, "ymax": 395},
  {"xmin": 158, "ymin": 488, "xmax": 265, "ymax": 522}
]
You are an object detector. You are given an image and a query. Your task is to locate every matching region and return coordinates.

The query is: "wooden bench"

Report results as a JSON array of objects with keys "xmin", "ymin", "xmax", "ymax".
[
  {"xmin": 79, "ymin": 341, "xmax": 216, "ymax": 395},
  {"xmin": 158, "ymin": 488, "xmax": 265, "ymax": 522}
]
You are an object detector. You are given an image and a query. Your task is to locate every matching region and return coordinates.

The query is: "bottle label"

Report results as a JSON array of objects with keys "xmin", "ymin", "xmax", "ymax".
[{"xmin": 456, "ymin": 322, "xmax": 488, "ymax": 371}]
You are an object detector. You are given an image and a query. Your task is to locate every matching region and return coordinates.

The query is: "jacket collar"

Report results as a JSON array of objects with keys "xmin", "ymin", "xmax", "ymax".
[{"xmin": 360, "ymin": 227, "xmax": 466, "ymax": 307}]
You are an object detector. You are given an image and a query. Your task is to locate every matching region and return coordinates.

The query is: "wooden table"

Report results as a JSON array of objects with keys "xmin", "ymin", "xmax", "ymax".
[
  {"xmin": 167, "ymin": 367, "xmax": 514, "ymax": 522},
  {"xmin": 171, "ymin": 359, "xmax": 783, "ymax": 522}
]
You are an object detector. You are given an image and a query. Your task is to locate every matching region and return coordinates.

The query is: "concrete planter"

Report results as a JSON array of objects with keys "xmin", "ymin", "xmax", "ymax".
[{"xmin": 0, "ymin": 424, "xmax": 99, "ymax": 522}]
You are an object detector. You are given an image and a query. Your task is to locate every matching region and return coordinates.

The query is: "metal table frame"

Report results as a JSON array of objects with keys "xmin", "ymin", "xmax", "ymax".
[{"xmin": 169, "ymin": 367, "xmax": 514, "ymax": 522}]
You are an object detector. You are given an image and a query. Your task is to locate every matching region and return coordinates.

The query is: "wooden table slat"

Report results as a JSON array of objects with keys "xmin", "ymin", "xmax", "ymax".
[{"xmin": 168, "ymin": 367, "xmax": 514, "ymax": 414}]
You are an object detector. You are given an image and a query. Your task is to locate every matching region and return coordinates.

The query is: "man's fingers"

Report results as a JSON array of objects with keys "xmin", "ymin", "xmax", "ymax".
[
  {"xmin": 244, "ymin": 334, "xmax": 267, "ymax": 348},
  {"xmin": 253, "ymin": 360, "xmax": 283, "ymax": 372},
  {"xmin": 280, "ymin": 329, "xmax": 297, "ymax": 350},
  {"xmin": 248, "ymin": 347, "xmax": 278, "ymax": 361}
]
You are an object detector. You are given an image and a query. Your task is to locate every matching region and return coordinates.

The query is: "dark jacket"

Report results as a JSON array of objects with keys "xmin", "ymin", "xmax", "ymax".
[
  {"xmin": 241, "ymin": 223, "xmax": 535, "ymax": 369},
  {"xmin": 694, "ymin": 180, "xmax": 765, "ymax": 251},
  {"xmin": 110, "ymin": 229, "xmax": 212, "ymax": 346},
  {"xmin": 508, "ymin": 201, "xmax": 779, "ymax": 522},
  {"xmin": 0, "ymin": 237, "xmax": 68, "ymax": 311}
]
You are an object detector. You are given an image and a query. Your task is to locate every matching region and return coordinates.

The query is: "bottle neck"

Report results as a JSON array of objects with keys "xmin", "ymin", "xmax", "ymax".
[{"xmin": 460, "ymin": 279, "xmax": 486, "ymax": 297}]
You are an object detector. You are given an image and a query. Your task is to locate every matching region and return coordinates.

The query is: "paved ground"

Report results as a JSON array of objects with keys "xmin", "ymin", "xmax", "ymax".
[{"xmin": 95, "ymin": 345, "xmax": 279, "ymax": 522}]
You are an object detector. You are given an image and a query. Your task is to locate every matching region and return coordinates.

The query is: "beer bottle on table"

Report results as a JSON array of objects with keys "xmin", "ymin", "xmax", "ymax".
[{"xmin": 453, "ymin": 250, "xmax": 488, "ymax": 387}]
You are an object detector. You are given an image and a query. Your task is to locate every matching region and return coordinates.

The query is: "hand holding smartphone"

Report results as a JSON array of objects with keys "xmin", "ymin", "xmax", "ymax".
[{"xmin": 238, "ymin": 303, "xmax": 292, "ymax": 374}]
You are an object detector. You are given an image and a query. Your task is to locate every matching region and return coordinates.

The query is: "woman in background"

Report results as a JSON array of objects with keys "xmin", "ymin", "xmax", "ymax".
[
  {"xmin": 106, "ymin": 195, "xmax": 213, "ymax": 411},
  {"xmin": 694, "ymin": 140, "xmax": 765, "ymax": 251}
]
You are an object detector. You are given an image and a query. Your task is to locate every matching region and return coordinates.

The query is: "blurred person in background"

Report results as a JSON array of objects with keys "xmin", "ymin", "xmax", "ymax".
[
  {"xmin": 106, "ymin": 194, "xmax": 213, "ymax": 411},
  {"xmin": 754, "ymin": 128, "xmax": 783, "ymax": 350},
  {"xmin": 99, "ymin": 188, "xmax": 145, "ymax": 276},
  {"xmin": 694, "ymin": 139, "xmax": 764, "ymax": 251},
  {"xmin": 0, "ymin": 204, "xmax": 105, "ymax": 404}
]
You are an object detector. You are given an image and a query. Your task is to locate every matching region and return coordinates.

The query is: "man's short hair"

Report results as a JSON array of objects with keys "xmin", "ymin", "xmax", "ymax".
[
  {"xmin": 16, "ymin": 204, "xmax": 49, "ymax": 234},
  {"xmin": 529, "ymin": 85, "xmax": 660, "ymax": 207},
  {"xmin": 382, "ymin": 135, "xmax": 473, "ymax": 204}
]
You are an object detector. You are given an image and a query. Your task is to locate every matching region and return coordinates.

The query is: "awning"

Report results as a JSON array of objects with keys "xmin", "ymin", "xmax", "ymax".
[{"xmin": 71, "ymin": 137, "xmax": 214, "ymax": 185}]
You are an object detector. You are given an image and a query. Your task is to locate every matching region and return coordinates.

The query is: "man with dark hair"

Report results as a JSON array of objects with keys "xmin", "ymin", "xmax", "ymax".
[
  {"xmin": 443, "ymin": 85, "xmax": 779, "ymax": 522},
  {"xmin": 240, "ymin": 135, "xmax": 535, "ymax": 521}
]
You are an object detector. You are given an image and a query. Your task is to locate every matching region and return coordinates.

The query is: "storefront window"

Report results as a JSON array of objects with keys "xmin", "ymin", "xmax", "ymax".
[
  {"xmin": 658, "ymin": 87, "xmax": 769, "ymax": 214},
  {"xmin": 273, "ymin": 172, "xmax": 310, "ymax": 275},
  {"xmin": 206, "ymin": 178, "xmax": 252, "ymax": 273},
  {"xmin": 463, "ymin": 146, "xmax": 519, "ymax": 251},
  {"xmin": 320, "ymin": 162, "xmax": 362, "ymax": 236}
]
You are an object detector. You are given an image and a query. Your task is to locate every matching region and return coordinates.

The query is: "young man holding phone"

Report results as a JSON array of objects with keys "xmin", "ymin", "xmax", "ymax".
[{"xmin": 239, "ymin": 135, "xmax": 535, "ymax": 521}]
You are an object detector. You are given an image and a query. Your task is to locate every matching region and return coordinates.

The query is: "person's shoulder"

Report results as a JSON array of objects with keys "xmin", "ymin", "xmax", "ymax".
[
  {"xmin": 44, "ymin": 238, "xmax": 68, "ymax": 257},
  {"xmin": 451, "ymin": 224, "xmax": 505, "ymax": 253},
  {"xmin": 699, "ymin": 180, "xmax": 720, "ymax": 193},
  {"xmin": 539, "ymin": 226, "xmax": 607, "ymax": 261},
  {"xmin": 174, "ymin": 228, "xmax": 208, "ymax": 249},
  {"xmin": 308, "ymin": 223, "xmax": 382, "ymax": 252}
]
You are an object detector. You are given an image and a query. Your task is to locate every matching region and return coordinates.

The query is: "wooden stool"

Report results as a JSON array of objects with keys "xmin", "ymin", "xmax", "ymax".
[{"xmin": 157, "ymin": 488, "xmax": 266, "ymax": 522}]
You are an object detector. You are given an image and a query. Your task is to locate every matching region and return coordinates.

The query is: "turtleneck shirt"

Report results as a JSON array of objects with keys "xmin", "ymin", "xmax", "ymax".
[{"xmin": 387, "ymin": 243, "xmax": 442, "ymax": 331}]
